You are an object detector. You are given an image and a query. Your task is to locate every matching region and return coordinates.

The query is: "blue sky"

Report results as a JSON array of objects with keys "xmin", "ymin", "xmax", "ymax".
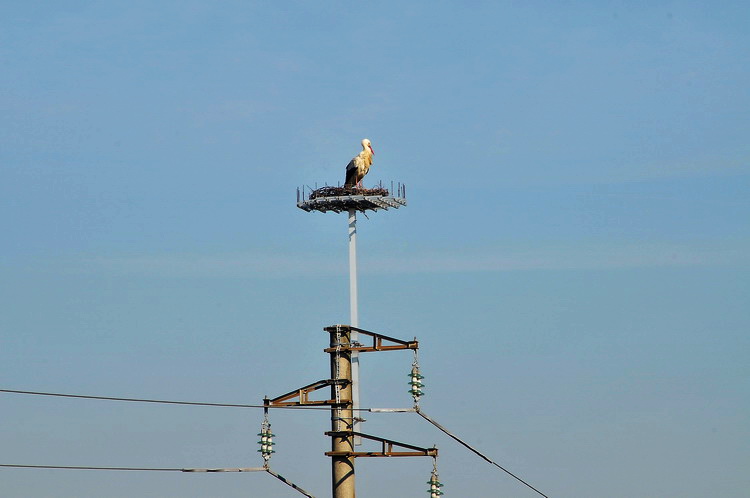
[{"xmin": 1, "ymin": 2, "xmax": 748, "ymax": 497}]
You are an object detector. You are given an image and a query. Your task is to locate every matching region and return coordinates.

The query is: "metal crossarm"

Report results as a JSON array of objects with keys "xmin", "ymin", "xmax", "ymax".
[
  {"xmin": 268, "ymin": 379, "xmax": 351, "ymax": 407},
  {"xmin": 324, "ymin": 432, "xmax": 438, "ymax": 458},
  {"xmin": 323, "ymin": 325, "xmax": 418, "ymax": 353}
]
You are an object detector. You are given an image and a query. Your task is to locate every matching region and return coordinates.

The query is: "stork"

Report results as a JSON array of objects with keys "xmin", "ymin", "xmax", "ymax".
[{"xmin": 344, "ymin": 138, "xmax": 374, "ymax": 188}]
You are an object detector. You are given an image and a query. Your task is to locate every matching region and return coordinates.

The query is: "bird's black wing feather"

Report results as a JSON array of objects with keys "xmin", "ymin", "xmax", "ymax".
[{"xmin": 344, "ymin": 159, "xmax": 357, "ymax": 187}]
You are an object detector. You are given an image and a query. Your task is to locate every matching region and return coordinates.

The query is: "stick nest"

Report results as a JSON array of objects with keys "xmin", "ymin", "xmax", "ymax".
[{"xmin": 309, "ymin": 186, "xmax": 390, "ymax": 199}]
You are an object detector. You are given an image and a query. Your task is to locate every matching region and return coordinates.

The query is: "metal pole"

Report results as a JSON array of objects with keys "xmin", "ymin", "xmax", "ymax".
[
  {"xmin": 348, "ymin": 209, "xmax": 358, "ymax": 329},
  {"xmin": 330, "ymin": 326, "xmax": 356, "ymax": 498},
  {"xmin": 347, "ymin": 209, "xmax": 361, "ymax": 441}
]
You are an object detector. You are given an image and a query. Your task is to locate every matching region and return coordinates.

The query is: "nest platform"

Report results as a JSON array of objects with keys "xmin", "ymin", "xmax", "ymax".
[{"xmin": 297, "ymin": 183, "xmax": 407, "ymax": 213}]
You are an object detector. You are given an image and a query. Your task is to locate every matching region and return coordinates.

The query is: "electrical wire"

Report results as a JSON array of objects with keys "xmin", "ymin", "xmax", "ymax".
[
  {"xmin": 1, "ymin": 464, "xmax": 266, "ymax": 472},
  {"xmin": 0, "ymin": 464, "xmax": 183, "ymax": 471},
  {"xmin": 0, "ymin": 388, "xmax": 265, "ymax": 408},
  {"xmin": 415, "ymin": 408, "xmax": 549, "ymax": 498},
  {"xmin": 265, "ymin": 468, "xmax": 316, "ymax": 498},
  {"xmin": 0, "ymin": 388, "xmax": 409, "ymax": 412},
  {"xmin": 2, "ymin": 389, "xmax": 548, "ymax": 495},
  {"xmin": 1, "ymin": 465, "xmax": 312, "ymax": 495},
  {"xmin": 0, "ymin": 464, "xmax": 267, "ymax": 472}
]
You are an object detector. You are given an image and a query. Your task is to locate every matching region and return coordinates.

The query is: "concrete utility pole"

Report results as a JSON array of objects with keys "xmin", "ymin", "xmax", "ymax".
[
  {"xmin": 265, "ymin": 324, "xmax": 437, "ymax": 498},
  {"xmin": 329, "ymin": 326, "xmax": 355, "ymax": 498}
]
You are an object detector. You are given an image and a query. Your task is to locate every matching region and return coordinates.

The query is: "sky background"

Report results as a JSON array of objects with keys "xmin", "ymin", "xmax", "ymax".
[{"xmin": 1, "ymin": 1, "xmax": 748, "ymax": 497}]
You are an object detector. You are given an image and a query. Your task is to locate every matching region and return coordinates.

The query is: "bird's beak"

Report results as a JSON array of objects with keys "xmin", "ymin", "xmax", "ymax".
[{"xmin": 369, "ymin": 145, "xmax": 375, "ymax": 155}]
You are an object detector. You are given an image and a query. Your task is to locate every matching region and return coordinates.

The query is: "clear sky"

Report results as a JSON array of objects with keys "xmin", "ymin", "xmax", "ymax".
[{"xmin": 1, "ymin": 1, "xmax": 748, "ymax": 497}]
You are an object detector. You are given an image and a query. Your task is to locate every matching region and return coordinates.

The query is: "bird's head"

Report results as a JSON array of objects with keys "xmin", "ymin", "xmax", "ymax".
[{"xmin": 362, "ymin": 138, "xmax": 374, "ymax": 155}]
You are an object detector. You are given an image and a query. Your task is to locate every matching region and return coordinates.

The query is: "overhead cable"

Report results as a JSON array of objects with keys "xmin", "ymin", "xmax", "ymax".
[
  {"xmin": 415, "ymin": 408, "xmax": 549, "ymax": 498},
  {"xmin": 0, "ymin": 388, "xmax": 271, "ymax": 409},
  {"xmin": 1, "ymin": 465, "xmax": 313, "ymax": 496},
  {"xmin": 0, "ymin": 464, "xmax": 261, "ymax": 472},
  {"xmin": 0, "ymin": 464, "xmax": 184, "ymax": 471},
  {"xmin": 265, "ymin": 468, "xmax": 316, "ymax": 497},
  {"xmin": 0, "ymin": 388, "xmax": 409, "ymax": 413}
]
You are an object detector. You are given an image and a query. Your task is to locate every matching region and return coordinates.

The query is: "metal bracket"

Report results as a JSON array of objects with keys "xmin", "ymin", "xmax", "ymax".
[
  {"xmin": 324, "ymin": 431, "xmax": 437, "ymax": 458},
  {"xmin": 323, "ymin": 326, "xmax": 418, "ymax": 353},
  {"xmin": 267, "ymin": 379, "xmax": 351, "ymax": 407}
]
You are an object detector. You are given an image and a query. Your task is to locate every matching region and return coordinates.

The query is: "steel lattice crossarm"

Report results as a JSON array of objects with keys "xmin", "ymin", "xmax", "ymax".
[
  {"xmin": 324, "ymin": 432, "xmax": 438, "ymax": 458},
  {"xmin": 266, "ymin": 379, "xmax": 351, "ymax": 407},
  {"xmin": 323, "ymin": 325, "xmax": 418, "ymax": 353},
  {"xmin": 296, "ymin": 183, "xmax": 406, "ymax": 213}
]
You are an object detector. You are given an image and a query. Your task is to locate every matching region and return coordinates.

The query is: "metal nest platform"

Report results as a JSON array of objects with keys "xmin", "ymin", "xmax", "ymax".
[{"xmin": 297, "ymin": 181, "xmax": 407, "ymax": 213}]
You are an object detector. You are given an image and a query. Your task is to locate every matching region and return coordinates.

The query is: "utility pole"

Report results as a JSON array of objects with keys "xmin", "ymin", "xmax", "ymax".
[
  {"xmin": 329, "ymin": 325, "xmax": 355, "ymax": 497},
  {"xmin": 265, "ymin": 324, "xmax": 437, "ymax": 498}
]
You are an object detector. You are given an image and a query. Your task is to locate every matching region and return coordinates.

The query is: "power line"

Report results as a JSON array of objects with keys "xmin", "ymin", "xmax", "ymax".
[
  {"xmin": 2, "ymin": 388, "xmax": 549, "ymax": 495},
  {"xmin": 0, "ymin": 388, "xmax": 273, "ymax": 409},
  {"xmin": 2, "ymin": 464, "xmax": 315, "ymax": 496},
  {"xmin": 0, "ymin": 464, "xmax": 262, "ymax": 472},
  {"xmin": 184, "ymin": 467, "xmax": 267, "ymax": 472},
  {"xmin": 415, "ymin": 408, "xmax": 550, "ymax": 498},
  {"xmin": 1, "ymin": 464, "xmax": 314, "ymax": 495},
  {"xmin": 0, "ymin": 464, "xmax": 183, "ymax": 471},
  {"xmin": 0, "ymin": 388, "xmax": 411, "ymax": 413},
  {"xmin": 265, "ymin": 468, "xmax": 316, "ymax": 498}
]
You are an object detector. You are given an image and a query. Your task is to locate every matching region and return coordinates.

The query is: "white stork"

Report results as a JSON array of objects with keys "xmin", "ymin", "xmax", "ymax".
[{"xmin": 344, "ymin": 138, "xmax": 374, "ymax": 188}]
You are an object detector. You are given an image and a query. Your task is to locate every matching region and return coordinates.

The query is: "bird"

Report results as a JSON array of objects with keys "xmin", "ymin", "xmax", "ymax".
[{"xmin": 344, "ymin": 138, "xmax": 374, "ymax": 188}]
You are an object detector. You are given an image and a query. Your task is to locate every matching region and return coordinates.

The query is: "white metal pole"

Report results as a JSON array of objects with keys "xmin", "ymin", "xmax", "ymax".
[
  {"xmin": 347, "ymin": 208, "xmax": 361, "ymax": 443},
  {"xmin": 348, "ymin": 209, "xmax": 358, "ymax": 328}
]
